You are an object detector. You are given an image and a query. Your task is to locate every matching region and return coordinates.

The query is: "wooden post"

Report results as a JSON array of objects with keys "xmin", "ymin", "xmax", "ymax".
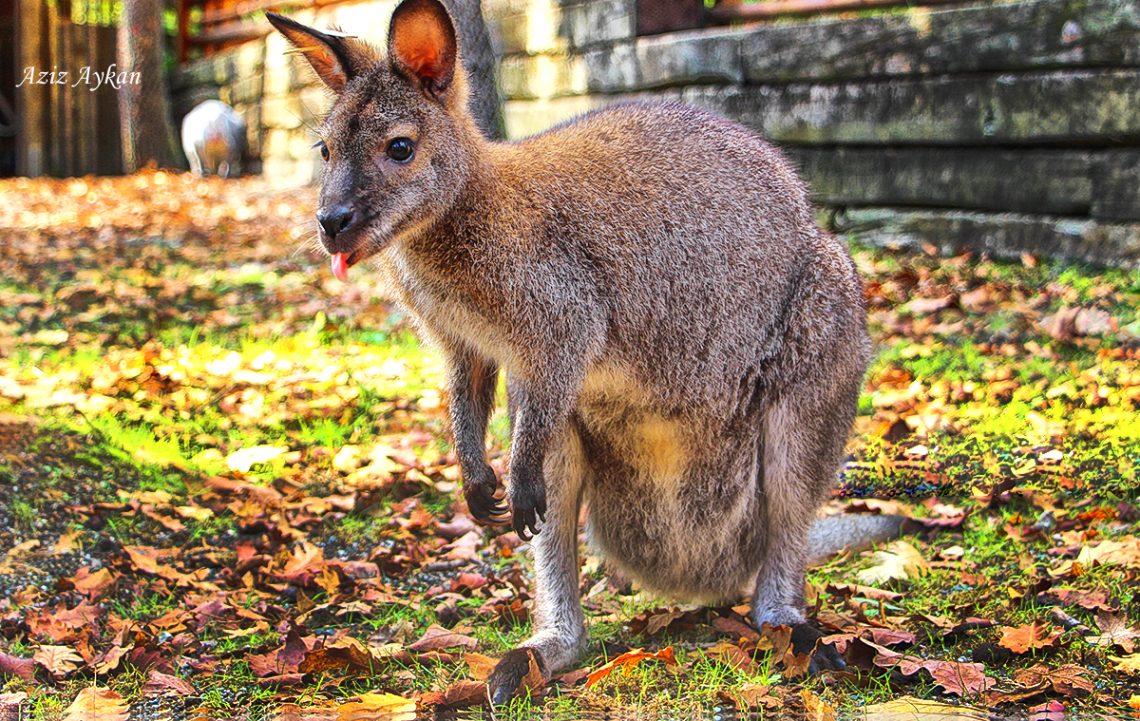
[
  {"xmin": 74, "ymin": 19, "xmax": 92, "ymax": 175},
  {"xmin": 15, "ymin": 0, "xmax": 46, "ymax": 176},
  {"xmin": 95, "ymin": 23, "xmax": 122, "ymax": 175}
]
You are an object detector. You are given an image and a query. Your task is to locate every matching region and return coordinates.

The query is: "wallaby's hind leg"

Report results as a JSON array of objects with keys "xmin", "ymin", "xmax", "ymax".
[
  {"xmin": 487, "ymin": 421, "xmax": 588, "ymax": 705},
  {"xmin": 752, "ymin": 394, "xmax": 855, "ymax": 672}
]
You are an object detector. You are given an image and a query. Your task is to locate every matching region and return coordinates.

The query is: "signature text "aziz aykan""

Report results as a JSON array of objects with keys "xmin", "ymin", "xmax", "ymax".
[{"xmin": 17, "ymin": 65, "xmax": 141, "ymax": 91}]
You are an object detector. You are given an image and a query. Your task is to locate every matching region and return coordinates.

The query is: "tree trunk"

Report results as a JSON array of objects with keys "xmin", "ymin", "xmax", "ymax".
[
  {"xmin": 117, "ymin": 0, "xmax": 179, "ymax": 171},
  {"xmin": 444, "ymin": 0, "xmax": 504, "ymax": 140}
]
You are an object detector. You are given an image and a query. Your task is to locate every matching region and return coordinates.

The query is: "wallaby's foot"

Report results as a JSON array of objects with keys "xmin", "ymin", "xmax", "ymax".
[
  {"xmin": 790, "ymin": 624, "xmax": 846, "ymax": 673},
  {"xmin": 487, "ymin": 647, "xmax": 547, "ymax": 706},
  {"xmin": 463, "ymin": 464, "xmax": 511, "ymax": 526},
  {"xmin": 509, "ymin": 473, "xmax": 547, "ymax": 540}
]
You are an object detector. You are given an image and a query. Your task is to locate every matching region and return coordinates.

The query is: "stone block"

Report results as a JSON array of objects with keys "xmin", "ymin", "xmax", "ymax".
[
  {"xmin": 214, "ymin": 55, "xmax": 238, "ymax": 86},
  {"xmin": 263, "ymin": 128, "xmax": 292, "ymax": 160},
  {"xmin": 741, "ymin": 0, "xmax": 1140, "ymax": 83},
  {"xmin": 785, "ymin": 147, "xmax": 1094, "ymax": 216},
  {"xmin": 583, "ymin": 42, "xmax": 639, "ymax": 93},
  {"xmin": 171, "ymin": 58, "xmax": 218, "ymax": 92},
  {"xmin": 235, "ymin": 41, "xmax": 265, "ymax": 79},
  {"xmin": 262, "ymin": 96, "xmax": 308, "ymax": 131},
  {"xmin": 636, "ymin": 29, "xmax": 743, "ymax": 88},
  {"xmin": 729, "ymin": 71, "xmax": 1140, "ymax": 145},
  {"xmin": 1092, "ymin": 150, "xmax": 1140, "ymax": 221},
  {"xmin": 230, "ymin": 75, "xmax": 262, "ymax": 105},
  {"xmin": 560, "ymin": 0, "xmax": 635, "ymax": 49},
  {"xmin": 833, "ymin": 207, "xmax": 1140, "ymax": 269},
  {"xmin": 494, "ymin": 6, "xmax": 567, "ymax": 55},
  {"xmin": 484, "ymin": 0, "xmax": 534, "ymax": 21},
  {"xmin": 499, "ymin": 54, "xmax": 587, "ymax": 99}
]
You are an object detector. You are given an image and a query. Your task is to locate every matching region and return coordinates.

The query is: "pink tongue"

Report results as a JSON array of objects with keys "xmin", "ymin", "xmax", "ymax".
[{"xmin": 331, "ymin": 253, "xmax": 349, "ymax": 283}]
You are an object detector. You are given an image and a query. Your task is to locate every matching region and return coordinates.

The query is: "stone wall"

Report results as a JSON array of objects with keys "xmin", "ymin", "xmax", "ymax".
[
  {"xmin": 171, "ymin": 0, "xmax": 1140, "ymax": 266},
  {"xmin": 482, "ymin": 0, "xmax": 1140, "ymax": 267}
]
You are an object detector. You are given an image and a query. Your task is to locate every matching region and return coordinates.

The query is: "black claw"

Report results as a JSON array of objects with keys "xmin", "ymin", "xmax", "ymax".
[
  {"xmin": 791, "ymin": 623, "xmax": 845, "ymax": 673},
  {"xmin": 487, "ymin": 648, "xmax": 548, "ymax": 706}
]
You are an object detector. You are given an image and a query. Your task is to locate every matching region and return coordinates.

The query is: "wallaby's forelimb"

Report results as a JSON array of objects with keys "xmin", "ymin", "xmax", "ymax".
[
  {"xmin": 446, "ymin": 347, "xmax": 508, "ymax": 524},
  {"xmin": 504, "ymin": 359, "xmax": 589, "ymax": 539}
]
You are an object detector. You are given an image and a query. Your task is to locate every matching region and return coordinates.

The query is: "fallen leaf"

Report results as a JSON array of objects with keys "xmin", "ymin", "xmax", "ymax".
[
  {"xmin": 335, "ymin": 692, "xmax": 416, "ymax": 721},
  {"xmin": 142, "ymin": 669, "xmax": 195, "ymax": 697},
  {"xmin": 1085, "ymin": 611, "xmax": 1140, "ymax": 653},
  {"xmin": 408, "ymin": 624, "xmax": 478, "ymax": 653},
  {"xmin": 585, "ymin": 647, "xmax": 677, "ymax": 688},
  {"xmin": 418, "ymin": 680, "xmax": 487, "ymax": 708},
  {"xmin": 1011, "ymin": 664, "xmax": 1093, "ymax": 697},
  {"xmin": 34, "ymin": 645, "xmax": 84, "ymax": 677},
  {"xmin": 62, "ymin": 687, "xmax": 128, "ymax": 721},
  {"xmin": 998, "ymin": 621, "xmax": 1064, "ymax": 654},
  {"xmin": 801, "ymin": 688, "xmax": 836, "ymax": 721},
  {"xmin": 1112, "ymin": 654, "xmax": 1140, "ymax": 675},
  {"xmin": 0, "ymin": 651, "xmax": 34, "ymax": 681},
  {"xmin": 862, "ymin": 696, "xmax": 988, "ymax": 720},
  {"xmin": 857, "ymin": 541, "xmax": 929, "ymax": 585},
  {"xmin": 906, "ymin": 295, "xmax": 955, "ymax": 314},
  {"xmin": 463, "ymin": 652, "xmax": 497, "ymax": 681}
]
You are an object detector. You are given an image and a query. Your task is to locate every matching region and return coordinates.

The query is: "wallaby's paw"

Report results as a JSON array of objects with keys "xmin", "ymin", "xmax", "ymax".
[
  {"xmin": 463, "ymin": 466, "xmax": 511, "ymax": 526},
  {"xmin": 509, "ymin": 480, "xmax": 547, "ymax": 540},
  {"xmin": 487, "ymin": 647, "xmax": 547, "ymax": 706},
  {"xmin": 790, "ymin": 623, "xmax": 846, "ymax": 674}
]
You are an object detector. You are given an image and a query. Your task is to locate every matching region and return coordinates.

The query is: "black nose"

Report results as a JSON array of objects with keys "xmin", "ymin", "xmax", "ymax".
[{"xmin": 317, "ymin": 205, "xmax": 356, "ymax": 240}]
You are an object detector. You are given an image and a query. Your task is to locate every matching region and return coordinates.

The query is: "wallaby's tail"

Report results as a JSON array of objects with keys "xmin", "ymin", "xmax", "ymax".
[{"xmin": 807, "ymin": 513, "xmax": 906, "ymax": 567}]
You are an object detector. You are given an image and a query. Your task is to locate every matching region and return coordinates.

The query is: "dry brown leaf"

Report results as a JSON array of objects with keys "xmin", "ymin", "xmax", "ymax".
[
  {"xmin": 862, "ymin": 697, "xmax": 987, "ymax": 720},
  {"xmin": 142, "ymin": 669, "xmax": 195, "ymax": 697},
  {"xmin": 62, "ymin": 687, "xmax": 128, "ymax": 721},
  {"xmin": 463, "ymin": 652, "xmax": 497, "ymax": 681},
  {"xmin": 857, "ymin": 541, "xmax": 929, "ymax": 585},
  {"xmin": 801, "ymin": 689, "xmax": 836, "ymax": 721},
  {"xmin": 418, "ymin": 680, "xmax": 487, "ymax": 708},
  {"xmin": 1011, "ymin": 664, "xmax": 1093, "ymax": 697},
  {"xmin": 408, "ymin": 624, "xmax": 478, "ymax": 653},
  {"xmin": 1112, "ymin": 654, "xmax": 1140, "ymax": 675},
  {"xmin": 1085, "ymin": 611, "xmax": 1140, "ymax": 653},
  {"xmin": 335, "ymin": 692, "xmax": 416, "ymax": 721},
  {"xmin": 34, "ymin": 645, "xmax": 84, "ymax": 677},
  {"xmin": 998, "ymin": 621, "xmax": 1064, "ymax": 654},
  {"xmin": 0, "ymin": 651, "xmax": 35, "ymax": 681}
]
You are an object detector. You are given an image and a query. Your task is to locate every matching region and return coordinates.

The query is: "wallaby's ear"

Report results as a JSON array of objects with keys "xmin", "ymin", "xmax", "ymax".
[
  {"xmin": 265, "ymin": 12, "xmax": 377, "ymax": 94},
  {"xmin": 387, "ymin": 0, "xmax": 458, "ymax": 97}
]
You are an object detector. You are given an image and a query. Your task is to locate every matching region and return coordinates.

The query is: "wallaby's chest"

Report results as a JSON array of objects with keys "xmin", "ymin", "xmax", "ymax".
[{"xmin": 380, "ymin": 245, "xmax": 519, "ymax": 369}]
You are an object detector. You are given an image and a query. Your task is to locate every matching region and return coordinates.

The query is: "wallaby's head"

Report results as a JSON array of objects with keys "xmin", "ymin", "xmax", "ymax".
[{"xmin": 266, "ymin": 0, "xmax": 477, "ymax": 281}]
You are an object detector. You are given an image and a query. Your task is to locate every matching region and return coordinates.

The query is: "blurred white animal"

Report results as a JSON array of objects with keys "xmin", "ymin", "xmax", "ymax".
[{"xmin": 181, "ymin": 100, "xmax": 246, "ymax": 178}]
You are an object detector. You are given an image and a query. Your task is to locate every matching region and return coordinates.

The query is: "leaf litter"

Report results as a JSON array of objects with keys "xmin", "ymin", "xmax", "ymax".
[{"xmin": 0, "ymin": 172, "xmax": 1138, "ymax": 718}]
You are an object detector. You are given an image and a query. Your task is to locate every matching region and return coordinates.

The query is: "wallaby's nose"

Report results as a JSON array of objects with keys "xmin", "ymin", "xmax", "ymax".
[{"xmin": 317, "ymin": 205, "xmax": 356, "ymax": 240}]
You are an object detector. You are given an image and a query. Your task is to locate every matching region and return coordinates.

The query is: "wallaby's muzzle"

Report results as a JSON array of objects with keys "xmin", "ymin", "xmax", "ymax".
[
  {"xmin": 316, "ymin": 204, "xmax": 356, "ymax": 241},
  {"xmin": 316, "ymin": 202, "xmax": 365, "ymax": 282}
]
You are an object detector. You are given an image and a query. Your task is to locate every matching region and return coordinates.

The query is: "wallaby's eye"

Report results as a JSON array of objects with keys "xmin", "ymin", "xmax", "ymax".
[
  {"xmin": 316, "ymin": 141, "xmax": 329, "ymax": 161},
  {"xmin": 387, "ymin": 138, "xmax": 415, "ymax": 163}
]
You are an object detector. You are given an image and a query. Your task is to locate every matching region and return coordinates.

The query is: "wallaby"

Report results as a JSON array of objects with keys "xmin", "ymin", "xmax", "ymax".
[{"xmin": 268, "ymin": 0, "xmax": 902, "ymax": 703}]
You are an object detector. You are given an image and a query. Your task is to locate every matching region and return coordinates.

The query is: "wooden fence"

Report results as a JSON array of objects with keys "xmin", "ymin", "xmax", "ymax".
[{"xmin": 10, "ymin": 0, "xmax": 122, "ymax": 177}]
